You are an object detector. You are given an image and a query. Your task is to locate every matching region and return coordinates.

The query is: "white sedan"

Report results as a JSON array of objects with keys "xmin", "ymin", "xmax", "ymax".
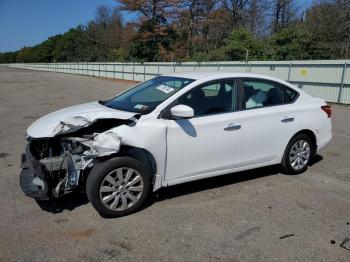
[{"xmin": 20, "ymin": 72, "xmax": 332, "ymax": 217}]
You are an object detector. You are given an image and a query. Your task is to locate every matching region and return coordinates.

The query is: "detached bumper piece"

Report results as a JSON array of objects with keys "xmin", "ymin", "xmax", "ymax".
[{"xmin": 20, "ymin": 147, "xmax": 49, "ymax": 200}]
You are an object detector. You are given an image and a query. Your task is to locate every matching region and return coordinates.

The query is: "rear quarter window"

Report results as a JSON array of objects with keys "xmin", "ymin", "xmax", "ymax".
[{"xmin": 281, "ymin": 85, "xmax": 299, "ymax": 103}]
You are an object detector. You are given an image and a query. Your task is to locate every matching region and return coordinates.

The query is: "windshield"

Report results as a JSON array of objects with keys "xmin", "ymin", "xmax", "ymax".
[{"xmin": 100, "ymin": 76, "xmax": 194, "ymax": 114}]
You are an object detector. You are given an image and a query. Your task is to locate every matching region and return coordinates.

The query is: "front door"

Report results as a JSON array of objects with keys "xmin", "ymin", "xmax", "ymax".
[{"xmin": 164, "ymin": 79, "xmax": 244, "ymax": 183}]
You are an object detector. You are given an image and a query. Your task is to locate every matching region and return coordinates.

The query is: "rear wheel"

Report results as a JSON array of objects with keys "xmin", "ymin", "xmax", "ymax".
[
  {"xmin": 86, "ymin": 157, "xmax": 152, "ymax": 217},
  {"xmin": 281, "ymin": 134, "xmax": 315, "ymax": 175}
]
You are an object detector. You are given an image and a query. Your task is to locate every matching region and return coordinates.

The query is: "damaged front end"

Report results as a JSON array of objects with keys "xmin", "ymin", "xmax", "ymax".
[{"xmin": 20, "ymin": 117, "xmax": 134, "ymax": 200}]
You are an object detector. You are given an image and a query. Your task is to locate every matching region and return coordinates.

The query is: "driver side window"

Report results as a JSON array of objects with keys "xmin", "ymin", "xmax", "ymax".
[{"xmin": 178, "ymin": 79, "xmax": 236, "ymax": 117}]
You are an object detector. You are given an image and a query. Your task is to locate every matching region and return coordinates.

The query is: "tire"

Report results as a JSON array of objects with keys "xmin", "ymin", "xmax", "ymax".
[
  {"xmin": 86, "ymin": 156, "xmax": 152, "ymax": 218},
  {"xmin": 281, "ymin": 134, "xmax": 315, "ymax": 175}
]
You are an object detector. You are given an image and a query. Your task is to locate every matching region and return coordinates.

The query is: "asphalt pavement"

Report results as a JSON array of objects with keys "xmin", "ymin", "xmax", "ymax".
[{"xmin": 0, "ymin": 67, "xmax": 349, "ymax": 261}]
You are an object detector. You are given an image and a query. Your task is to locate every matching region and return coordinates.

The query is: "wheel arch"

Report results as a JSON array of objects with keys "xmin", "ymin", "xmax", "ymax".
[
  {"xmin": 119, "ymin": 146, "xmax": 157, "ymax": 178},
  {"xmin": 281, "ymin": 129, "xmax": 318, "ymax": 162},
  {"xmin": 94, "ymin": 146, "xmax": 157, "ymax": 184},
  {"xmin": 279, "ymin": 129, "xmax": 318, "ymax": 164},
  {"xmin": 292, "ymin": 129, "xmax": 317, "ymax": 149},
  {"xmin": 93, "ymin": 145, "xmax": 156, "ymax": 172},
  {"xmin": 280, "ymin": 129, "xmax": 317, "ymax": 174}
]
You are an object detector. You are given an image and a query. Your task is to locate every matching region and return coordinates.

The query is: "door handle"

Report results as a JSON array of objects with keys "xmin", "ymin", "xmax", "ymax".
[
  {"xmin": 281, "ymin": 117, "xmax": 294, "ymax": 123},
  {"xmin": 224, "ymin": 123, "xmax": 241, "ymax": 131}
]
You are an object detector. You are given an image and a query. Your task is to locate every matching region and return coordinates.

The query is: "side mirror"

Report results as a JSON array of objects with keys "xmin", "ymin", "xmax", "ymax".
[{"xmin": 170, "ymin": 104, "xmax": 194, "ymax": 119}]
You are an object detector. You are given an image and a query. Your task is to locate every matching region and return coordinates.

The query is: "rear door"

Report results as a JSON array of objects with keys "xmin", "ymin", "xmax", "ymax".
[{"xmin": 237, "ymin": 78, "xmax": 298, "ymax": 166}]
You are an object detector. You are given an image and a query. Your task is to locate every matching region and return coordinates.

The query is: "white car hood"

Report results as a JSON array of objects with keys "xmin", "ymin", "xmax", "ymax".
[{"xmin": 27, "ymin": 101, "xmax": 137, "ymax": 138}]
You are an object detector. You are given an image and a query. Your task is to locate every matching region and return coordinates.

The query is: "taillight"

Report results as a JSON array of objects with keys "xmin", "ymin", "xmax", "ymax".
[{"xmin": 321, "ymin": 105, "xmax": 332, "ymax": 118}]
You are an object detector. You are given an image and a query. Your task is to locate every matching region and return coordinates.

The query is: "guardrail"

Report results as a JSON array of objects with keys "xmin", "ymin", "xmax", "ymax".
[{"xmin": 3, "ymin": 61, "xmax": 350, "ymax": 104}]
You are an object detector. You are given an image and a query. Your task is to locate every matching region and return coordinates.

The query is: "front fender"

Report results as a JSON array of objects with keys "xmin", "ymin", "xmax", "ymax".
[{"xmin": 107, "ymin": 119, "xmax": 167, "ymax": 191}]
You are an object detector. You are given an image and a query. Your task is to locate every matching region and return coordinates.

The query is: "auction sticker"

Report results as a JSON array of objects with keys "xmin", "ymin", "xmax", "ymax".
[
  {"xmin": 156, "ymin": 84, "xmax": 175, "ymax": 94},
  {"xmin": 134, "ymin": 104, "xmax": 146, "ymax": 109}
]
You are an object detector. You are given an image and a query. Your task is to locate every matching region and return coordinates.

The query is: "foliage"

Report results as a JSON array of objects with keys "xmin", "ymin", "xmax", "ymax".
[
  {"xmin": 128, "ymin": 22, "xmax": 177, "ymax": 62},
  {"xmin": 0, "ymin": 1, "xmax": 349, "ymax": 63},
  {"xmin": 224, "ymin": 27, "xmax": 266, "ymax": 61},
  {"xmin": 269, "ymin": 23, "xmax": 313, "ymax": 60}
]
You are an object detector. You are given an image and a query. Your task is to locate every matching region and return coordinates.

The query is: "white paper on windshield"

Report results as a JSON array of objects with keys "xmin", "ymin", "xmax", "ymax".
[
  {"xmin": 156, "ymin": 84, "xmax": 175, "ymax": 94},
  {"xmin": 134, "ymin": 104, "xmax": 146, "ymax": 109}
]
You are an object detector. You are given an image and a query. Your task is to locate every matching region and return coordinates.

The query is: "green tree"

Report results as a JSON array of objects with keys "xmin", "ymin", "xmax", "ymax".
[
  {"xmin": 118, "ymin": 0, "xmax": 179, "ymax": 61},
  {"xmin": 306, "ymin": 1, "xmax": 350, "ymax": 59},
  {"xmin": 16, "ymin": 47, "xmax": 34, "ymax": 62},
  {"xmin": 269, "ymin": 23, "xmax": 312, "ymax": 60},
  {"xmin": 224, "ymin": 27, "xmax": 265, "ymax": 60},
  {"xmin": 52, "ymin": 26, "xmax": 89, "ymax": 62},
  {"xmin": 0, "ymin": 51, "xmax": 18, "ymax": 63},
  {"xmin": 129, "ymin": 21, "xmax": 177, "ymax": 61}
]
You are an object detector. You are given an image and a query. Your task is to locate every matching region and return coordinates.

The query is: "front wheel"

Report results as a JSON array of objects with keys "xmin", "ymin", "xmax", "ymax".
[
  {"xmin": 281, "ymin": 134, "xmax": 315, "ymax": 175},
  {"xmin": 86, "ymin": 157, "xmax": 152, "ymax": 217}
]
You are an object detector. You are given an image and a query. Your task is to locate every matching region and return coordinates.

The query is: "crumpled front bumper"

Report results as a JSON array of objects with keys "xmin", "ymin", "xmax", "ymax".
[{"xmin": 20, "ymin": 145, "xmax": 49, "ymax": 200}]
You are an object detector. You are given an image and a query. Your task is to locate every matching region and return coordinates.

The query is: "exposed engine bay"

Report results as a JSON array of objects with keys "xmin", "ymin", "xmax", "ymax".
[{"xmin": 20, "ymin": 118, "xmax": 136, "ymax": 200}]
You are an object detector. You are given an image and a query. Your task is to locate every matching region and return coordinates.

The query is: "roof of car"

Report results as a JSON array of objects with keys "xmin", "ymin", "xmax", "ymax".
[{"xmin": 164, "ymin": 71, "xmax": 282, "ymax": 81}]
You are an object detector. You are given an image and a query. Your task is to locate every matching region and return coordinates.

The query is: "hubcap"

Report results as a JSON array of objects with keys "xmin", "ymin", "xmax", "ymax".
[
  {"xmin": 99, "ymin": 167, "xmax": 144, "ymax": 211},
  {"xmin": 289, "ymin": 140, "xmax": 311, "ymax": 170}
]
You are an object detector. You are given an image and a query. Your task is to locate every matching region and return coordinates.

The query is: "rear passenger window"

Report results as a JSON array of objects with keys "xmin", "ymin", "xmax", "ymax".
[{"xmin": 242, "ymin": 79, "xmax": 284, "ymax": 109}]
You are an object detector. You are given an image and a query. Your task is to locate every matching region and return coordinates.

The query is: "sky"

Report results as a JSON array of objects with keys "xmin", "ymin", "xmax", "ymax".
[{"xmin": 0, "ymin": 0, "xmax": 313, "ymax": 53}]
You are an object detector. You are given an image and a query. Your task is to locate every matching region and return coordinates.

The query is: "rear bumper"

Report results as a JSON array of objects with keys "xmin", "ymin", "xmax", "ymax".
[
  {"xmin": 19, "ymin": 145, "xmax": 49, "ymax": 200},
  {"xmin": 317, "ymin": 133, "xmax": 332, "ymax": 153}
]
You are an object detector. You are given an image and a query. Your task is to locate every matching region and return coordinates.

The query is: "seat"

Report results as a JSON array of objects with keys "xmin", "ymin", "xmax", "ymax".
[
  {"xmin": 244, "ymin": 85, "xmax": 256, "ymax": 109},
  {"xmin": 264, "ymin": 88, "xmax": 283, "ymax": 106},
  {"xmin": 187, "ymin": 88, "xmax": 206, "ymax": 115},
  {"xmin": 218, "ymin": 83, "xmax": 232, "ymax": 111}
]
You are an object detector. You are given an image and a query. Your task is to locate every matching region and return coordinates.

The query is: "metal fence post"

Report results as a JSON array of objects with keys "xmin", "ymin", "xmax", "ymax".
[
  {"xmin": 338, "ymin": 62, "xmax": 347, "ymax": 103},
  {"xmin": 132, "ymin": 62, "xmax": 135, "ymax": 81},
  {"xmin": 113, "ymin": 63, "xmax": 116, "ymax": 79},
  {"xmin": 143, "ymin": 63, "xmax": 146, "ymax": 81},
  {"xmin": 157, "ymin": 64, "xmax": 160, "ymax": 75},
  {"xmin": 217, "ymin": 62, "xmax": 220, "ymax": 71},
  {"xmin": 122, "ymin": 63, "xmax": 124, "ymax": 80},
  {"xmin": 173, "ymin": 62, "xmax": 176, "ymax": 72},
  {"xmin": 287, "ymin": 62, "xmax": 292, "ymax": 82}
]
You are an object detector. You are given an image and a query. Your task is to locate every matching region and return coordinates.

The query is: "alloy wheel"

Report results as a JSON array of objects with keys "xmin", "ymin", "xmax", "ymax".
[
  {"xmin": 289, "ymin": 140, "xmax": 311, "ymax": 171},
  {"xmin": 99, "ymin": 167, "xmax": 144, "ymax": 211}
]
